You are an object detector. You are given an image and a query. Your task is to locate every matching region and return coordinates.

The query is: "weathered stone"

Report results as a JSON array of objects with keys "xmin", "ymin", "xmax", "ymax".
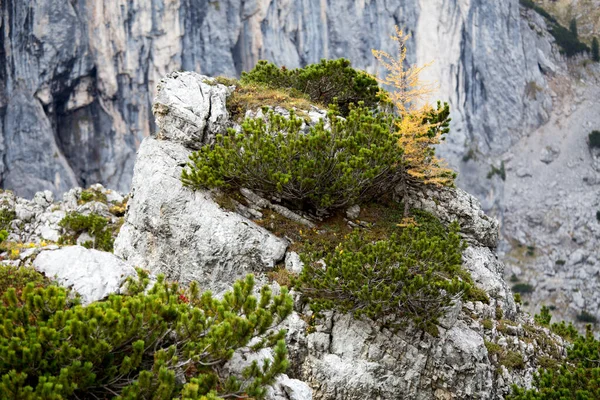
[{"xmin": 33, "ymin": 246, "xmax": 136, "ymax": 305}]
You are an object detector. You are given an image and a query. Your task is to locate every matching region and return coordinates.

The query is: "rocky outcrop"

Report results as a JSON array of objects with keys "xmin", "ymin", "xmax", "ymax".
[
  {"xmin": 33, "ymin": 246, "xmax": 136, "ymax": 305},
  {"xmin": 114, "ymin": 72, "xmax": 288, "ymax": 291},
  {"xmin": 110, "ymin": 72, "xmax": 565, "ymax": 399},
  {"xmin": 1, "ymin": 0, "xmax": 552, "ymax": 201}
]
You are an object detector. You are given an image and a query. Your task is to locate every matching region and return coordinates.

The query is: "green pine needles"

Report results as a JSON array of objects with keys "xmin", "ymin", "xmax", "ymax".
[
  {"xmin": 509, "ymin": 307, "xmax": 600, "ymax": 399},
  {"xmin": 297, "ymin": 222, "xmax": 469, "ymax": 332},
  {"xmin": 0, "ymin": 270, "xmax": 293, "ymax": 399},
  {"xmin": 58, "ymin": 212, "xmax": 115, "ymax": 252},
  {"xmin": 182, "ymin": 105, "xmax": 404, "ymax": 212},
  {"xmin": 240, "ymin": 59, "xmax": 382, "ymax": 116}
]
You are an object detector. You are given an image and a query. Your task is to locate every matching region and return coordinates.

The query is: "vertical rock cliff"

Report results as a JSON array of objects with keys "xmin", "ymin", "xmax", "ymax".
[{"xmin": 1, "ymin": 0, "xmax": 551, "ymax": 202}]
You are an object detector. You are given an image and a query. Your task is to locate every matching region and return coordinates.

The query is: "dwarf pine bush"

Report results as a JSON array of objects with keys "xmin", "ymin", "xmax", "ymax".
[
  {"xmin": 59, "ymin": 212, "xmax": 115, "ymax": 252},
  {"xmin": 297, "ymin": 222, "xmax": 469, "ymax": 332},
  {"xmin": 240, "ymin": 59, "xmax": 382, "ymax": 115},
  {"xmin": 182, "ymin": 105, "xmax": 404, "ymax": 212},
  {"xmin": 510, "ymin": 309, "xmax": 600, "ymax": 399},
  {"xmin": 0, "ymin": 270, "xmax": 292, "ymax": 399}
]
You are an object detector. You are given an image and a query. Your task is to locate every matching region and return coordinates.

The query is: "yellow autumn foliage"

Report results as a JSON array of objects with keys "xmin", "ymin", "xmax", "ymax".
[{"xmin": 372, "ymin": 27, "xmax": 455, "ymax": 189}]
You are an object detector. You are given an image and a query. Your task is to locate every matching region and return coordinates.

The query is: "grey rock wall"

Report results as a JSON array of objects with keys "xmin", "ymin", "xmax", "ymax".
[{"xmin": 1, "ymin": 0, "xmax": 552, "ymax": 202}]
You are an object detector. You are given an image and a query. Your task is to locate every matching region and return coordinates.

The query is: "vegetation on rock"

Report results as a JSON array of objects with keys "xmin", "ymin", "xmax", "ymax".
[
  {"xmin": 510, "ymin": 307, "xmax": 600, "ymax": 399},
  {"xmin": 297, "ymin": 221, "xmax": 468, "ymax": 332},
  {"xmin": 58, "ymin": 213, "xmax": 115, "ymax": 252},
  {"xmin": 183, "ymin": 105, "xmax": 404, "ymax": 212},
  {"xmin": 520, "ymin": 0, "xmax": 590, "ymax": 57},
  {"xmin": 240, "ymin": 58, "xmax": 382, "ymax": 116},
  {"xmin": 0, "ymin": 271, "xmax": 292, "ymax": 399}
]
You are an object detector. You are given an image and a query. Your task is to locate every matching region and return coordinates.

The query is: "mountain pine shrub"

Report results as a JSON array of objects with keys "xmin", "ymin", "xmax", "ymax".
[
  {"xmin": 296, "ymin": 221, "xmax": 469, "ymax": 332},
  {"xmin": 58, "ymin": 212, "xmax": 115, "ymax": 252},
  {"xmin": 0, "ymin": 271, "xmax": 292, "ymax": 399},
  {"xmin": 182, "ymin": 105, "xmax": 404, "ymax": 212},
  {"xmin": 593, "ymin": 37, "xmax": 600, "ymax": 62},
  {"xmin": 510, "ymin": 324, "xmax": 600, "ymax": 399},
  {"xmin": 589, "ymin": 130, "xmax": 600, "ymax": 148},
  {"xmin": 240, "ymin": 59, "xmax": 382, "ymax": 115}
]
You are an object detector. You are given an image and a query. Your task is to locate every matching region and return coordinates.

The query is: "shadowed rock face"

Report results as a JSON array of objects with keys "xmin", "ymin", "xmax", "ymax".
[{"xmin": 1, "ymin": 0, "xmax": 552, "ymax": 201}]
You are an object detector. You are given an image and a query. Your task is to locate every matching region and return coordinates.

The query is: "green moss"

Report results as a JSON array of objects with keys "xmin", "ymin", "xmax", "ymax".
[{"xmin": 482, "ymin": 319, "xmax": 494, "ymax": 330}]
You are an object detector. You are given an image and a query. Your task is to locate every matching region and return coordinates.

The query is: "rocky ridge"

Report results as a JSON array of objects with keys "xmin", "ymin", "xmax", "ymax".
[{"xmin": 0, "ymin": 72, "xmax": 572, "ymax": 399}]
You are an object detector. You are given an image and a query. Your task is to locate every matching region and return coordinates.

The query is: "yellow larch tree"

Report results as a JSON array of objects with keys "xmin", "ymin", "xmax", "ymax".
[{"xmin": 372, "ymin": 27, "xmax": 456, "ymax": 201}]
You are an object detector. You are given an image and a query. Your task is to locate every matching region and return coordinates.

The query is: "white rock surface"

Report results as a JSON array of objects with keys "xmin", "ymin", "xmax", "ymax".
[
  {"xmin": 33, "ymin": 246, "xmax": 136, "ymax": 305},
  {"xmin": 115, "ymin": 73, "xmax": 288, "ymax": 291}
]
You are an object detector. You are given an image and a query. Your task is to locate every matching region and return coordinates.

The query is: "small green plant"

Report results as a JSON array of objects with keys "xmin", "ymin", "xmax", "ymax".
[
  {"xmin": 297, "ymin": 222, "xmax": 469, "ymax": 332},
  {"xmin": 183, "ymin": 105, "xmax": 404, "ymax": 212},
  {"xmin": 589, "ymin": 130, "xmax": 600, "ymax": 149},
  {"xmin": 555, "ymin": 259, "xmax": 566, "ymax": 266},
  {"xmin": 79, "ymin": 188, "xmax": 108, "ymax": 204},
  {"xmin": 0, "ymin": 209, "xmax": 15, "ymax": 232},
  {"xmin": 510, "ymin": 273, "xmax": 519, "ymax": 282},
  {"xmin": 535, "ymin": 305, "xmax": 552, "ymax": 326},
  {"xmin": 482, "ymin": 319, "xmax": 494, "ymax": 330},
  {"xmin": 509, "ymin": 325, "xmax": 600, "ymax": 399},
  {"xmin": 501, "ymin": 351, "xmax": 526, "ymax": 370},
  {"xmin": 59, "ymin": 213, "xmax": 115, "ymax": 252},
  {"xmin": 526, "ymin": 245, "xmax": 535, "ymax": 256},
  {"xmin": 569, "ymin": 18, "xmax": 578, "ymax": 37},
  {"xmin": 0, "ymin": 265, "xmax": 50, "ymax": 300},
  {"xmin": 576, "ymin": 310, "xmax": 598, "ymax": 324},
  {"xmin": 487, "ymin": 162, "xmax": 506, "ymax": 181},
  {"xmin": 514, "ymin": 293, "xmax": 522, "ymax": 305},
  {"xmin": 0, "ymin": 272, "xmax": 292, "ymax": 399},
  {"xmin": 240, "ymin": 59, "xmax": 383, "ymax": 116},
  {"xmin": 519, "ymin": 0, "xmax": 589, "ymax": 57},
  {"xmin": 496, "ymin": 306, "xmax": 504, "ymax": 320},
  {"xmin": 592, "ymin": 37, "xmax": 600, "ymax": 62},
  {"xmin": 512, "ymin": 283, "xmax": 535, "ymax": 294}
]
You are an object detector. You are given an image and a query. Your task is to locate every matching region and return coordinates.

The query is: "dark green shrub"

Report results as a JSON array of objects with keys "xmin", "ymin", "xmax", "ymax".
[
  {"xmin": 592, "ymin": 37, "xmax": 599, "ymax": 62},
  {"xmin": 487, "ymin": 162, "xmax": 506, "ymax": 181},
  {"xmin": 59, "ymin": 213, "xmax": 114, "ymax": 252},
  {"xmin": 589, "ymin": 130, "xmax": 600, "ymax": 148},
  {"xmin": 512, "ymin": 283, "xmax": 535, "ymax": 294},
  {"xmin": 0, "ymin": 265, "xmax": 50, "ymax": 300},
  {"xmin": 182, "ymin": 105, "xmax": 403, "ymax": 212},
  {"xmin": 550, "ymin": 24, "xmax": 589, "ymax": 57},
  {"xmin": 576, "ymin": 311, "xmax": 598, "ymax": 324},
  {"xmin": 297, "ymin": 222, "xmax": 469, "ymax": 332},
  {"xmin": 509, "ymin": 325, "xmax": 600, "ymax": 399},
  {"xmin": 569, "ymin": 18, "xmax": 578, "ymax": 38},
  {"xmin": 0, "ymin": 272, "xmax": 292, "ymax": 399},
  {"xmin": 535, "ymin": 305, "xmax": 552, "ymax": 326},
  {"xmin": 241, "ymin": 59, "xmax": 382, "ymax": 115},
  {"xmin": 596, "ymin": 210, "xmax": 600, "ymax": 222},
  {"xmin": 520, "ymin": 0, "xmax": 588, "ymax": 57},
  {"xmin": 556, "ymin": 259, "xmax": 566, "ymax": 266}
]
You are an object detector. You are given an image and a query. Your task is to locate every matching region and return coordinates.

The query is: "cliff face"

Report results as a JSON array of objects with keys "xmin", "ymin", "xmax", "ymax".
[{"xmin": 1, "ymin": 0, "xmax": 550, "ymax": 201}]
